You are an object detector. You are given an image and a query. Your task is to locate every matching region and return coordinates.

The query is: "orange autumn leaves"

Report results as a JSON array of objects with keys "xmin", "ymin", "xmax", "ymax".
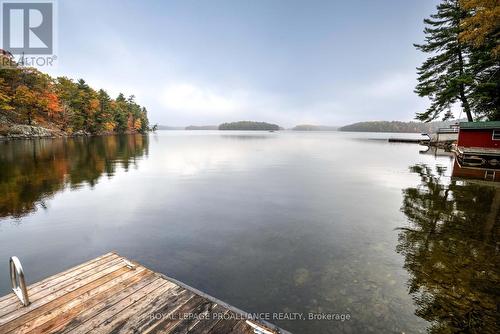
[
  {"xmin": 459, "ymin": 0, "xmax": 500, "ymax": 56},
  {"xmin": 12, "ymin": 85, "xmax": 61, "ymax": 123},
  {"xmin": 0, "ymin": 55, "xmax": 149, "ymax": 134}
]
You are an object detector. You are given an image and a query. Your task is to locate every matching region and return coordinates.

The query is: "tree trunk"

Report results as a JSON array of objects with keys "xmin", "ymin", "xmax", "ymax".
[
  {"xmin": 459, "ymin": 84, "xmax": 473, "ymax": 121},
  {"xmin": 457, "ymin": 42, "xmax": 473, "ymax": 122}
]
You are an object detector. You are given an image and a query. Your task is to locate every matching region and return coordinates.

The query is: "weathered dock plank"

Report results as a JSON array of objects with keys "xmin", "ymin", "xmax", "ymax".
[
  {"xmin": 11, "ymin": 268, "xmax": 150, "ymax": 334},
  {"xmin": 0, "ymin": 253, "xmax": 285, "ymax": 334},
  {"xmin": 44, "ymin": 271, "xmax": 160, "ymax": 334},
  {"xmin": 184, "ymin": 304, "xmax": 228, "ymax": 334},
  {"xmin": 0, "ymin": 253, "xmax": 118, "ymax": 311}
]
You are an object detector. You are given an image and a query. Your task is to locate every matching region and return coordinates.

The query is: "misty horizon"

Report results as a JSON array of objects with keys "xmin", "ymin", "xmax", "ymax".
[{"xmin": 40, "ymin": 0, "xmax": 447, "ymax": 127}]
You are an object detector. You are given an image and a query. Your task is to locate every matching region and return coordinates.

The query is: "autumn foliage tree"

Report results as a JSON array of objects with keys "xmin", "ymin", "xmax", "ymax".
[
  {"xmin": 459, "ymin": 0, "xmax": 500, "ymax": 120},
  {"xmin": 0, "ymin": 56, "xmax": 149, "ymax": 133},
  {"xmin": 13, "ymin": 85, "xmax": 37, "ymax": 124},
  {"xmin": 0, "ymin": 78, "xmax": 13, "ymax": 113},
  {"xmin": 459, "ymin": 0, "xmax": 500, "ymax": 55}
]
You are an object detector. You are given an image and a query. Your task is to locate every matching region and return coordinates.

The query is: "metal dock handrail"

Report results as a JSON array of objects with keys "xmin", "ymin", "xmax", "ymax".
[{"xmin": 9, "ymin": 256, "xmax": 30, "ymax": 306}]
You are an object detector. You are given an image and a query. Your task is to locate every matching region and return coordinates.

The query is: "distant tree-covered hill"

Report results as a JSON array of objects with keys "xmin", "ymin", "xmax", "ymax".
[
  {"xmin": 219, "ymin": 121, "xmax": 280, "ymax": 131},
  {"xmin": 292, "ymin": 124, "xmax": 338, "ymax": 131},
  {"xmin": 185, "ymin": 125, "xmax": 218, "ymax": 130},
  {"xmin": 339, "ymin": 120, "xmax": 462, "ymax": 133}
]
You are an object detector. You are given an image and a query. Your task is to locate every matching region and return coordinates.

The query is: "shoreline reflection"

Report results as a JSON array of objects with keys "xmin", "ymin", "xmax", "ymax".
[
  {"xmin": 398, "ymin": 164, "xmax": 499, "ymax": 333},
  {"xmin": 0, "ymin": 135, "xmax": 148, "ymax": 219}
]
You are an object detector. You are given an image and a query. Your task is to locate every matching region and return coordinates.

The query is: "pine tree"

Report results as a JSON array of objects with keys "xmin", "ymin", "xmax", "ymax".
[
  {"xmin": 415, "ymin": 0, "xmax": 474, "ymax": 122},
  {"xmin": 467, "ymin": 40, "xmax": 500, "ymax": 120},
  {"xmin": 114, "ymin": 93, "xmax": 128, "ymax": 133},
  {"xmin": 97, "ymin": 89, "xmax": 111, "ymax": 131},
  {"xmin": 140, "ymin": 107, "xmax": 149, "ymax": 133}
]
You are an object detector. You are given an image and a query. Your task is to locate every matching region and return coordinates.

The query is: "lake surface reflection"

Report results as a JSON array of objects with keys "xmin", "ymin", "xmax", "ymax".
[
  {"xmin": 398, "ymin": 164, "xmax": 499, "ymax": 333},
  {"xmin": 0, "ymin": 131, "xmax": 497, "ymax": 333}
]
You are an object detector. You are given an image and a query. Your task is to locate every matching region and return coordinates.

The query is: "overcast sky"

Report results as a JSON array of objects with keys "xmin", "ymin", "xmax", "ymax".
[{"xmin": 45, "ymin": 0, "xmax": 440, "ymax": 127}]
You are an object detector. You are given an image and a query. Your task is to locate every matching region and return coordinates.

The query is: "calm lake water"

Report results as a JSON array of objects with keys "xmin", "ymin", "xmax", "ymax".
[{"xmin": 0, "ymin": 131, "xmax": 498, "ymax": 333}]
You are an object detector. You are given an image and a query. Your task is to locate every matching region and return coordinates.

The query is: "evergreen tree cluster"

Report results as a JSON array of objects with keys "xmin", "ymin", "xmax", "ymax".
[
  {"xmin": 339, "ymin": 120, "xmax": 461, "ymax": 133},
  {"xmin": 415, "ymin": 0, "xmax": 499, "ymax": 122},
  {"xmin": 0, "ymin": 55, "xmax": 149, "ymax": 134},
  {"xmin": 219, "ymin": 121, "xmax": 280, "ymax": 131}
]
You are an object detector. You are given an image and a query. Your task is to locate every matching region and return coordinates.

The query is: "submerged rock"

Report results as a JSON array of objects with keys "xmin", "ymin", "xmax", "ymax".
[{"xmin": 293, "ymin": 268, "xmax": 310, "ymax": 286}]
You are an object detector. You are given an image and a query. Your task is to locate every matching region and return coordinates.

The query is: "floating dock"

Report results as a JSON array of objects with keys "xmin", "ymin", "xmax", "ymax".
[
  {"xmin": 387, "ymin": 138, "xmax": 423, "ymax": 144},
  {"xmin": 0, "ymin": 252, "xmax": 284, "ymax": 334}
]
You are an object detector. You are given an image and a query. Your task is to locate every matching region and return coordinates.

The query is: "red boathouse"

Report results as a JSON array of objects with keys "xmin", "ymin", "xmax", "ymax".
[
  {"xmin": 458, "ymin": 121, "xmax": 500, "ymax": 149},
  {"xmin": 455, "ymin": 121, "xmax": 500, "ymax": 170}
]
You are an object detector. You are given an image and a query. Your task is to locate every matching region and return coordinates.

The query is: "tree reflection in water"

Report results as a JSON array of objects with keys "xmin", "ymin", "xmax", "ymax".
[
  {"xmin": 398, "ymin": 164, "xmax": 499, "ymax": 333},
  {"xmin": 0, "ymin": 135, "xmax": 148, "ymax": 219}
]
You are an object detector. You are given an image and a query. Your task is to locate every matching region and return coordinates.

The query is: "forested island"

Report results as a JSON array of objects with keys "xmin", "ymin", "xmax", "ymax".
[
  {"xmin": 0, "ymin": 53, "xmax": 149, "ymax": 139},
  {"xmin": 339, "ymin": 120, "xmax": 461, "ymax": 133},
  {"xmin": 219, "ymin": 121, "xmax": 280, "ymax": 131}
]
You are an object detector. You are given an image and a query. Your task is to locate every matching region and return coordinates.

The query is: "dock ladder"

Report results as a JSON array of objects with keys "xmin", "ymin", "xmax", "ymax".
[{"xmin": 9, "ymin": 256, "xmax": 30, "ymax": 306}]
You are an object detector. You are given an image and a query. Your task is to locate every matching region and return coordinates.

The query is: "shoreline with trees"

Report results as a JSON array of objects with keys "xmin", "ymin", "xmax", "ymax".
[
  {"xmin": 0, "ymin": 53, "xmax": 150, "ymax": 140},
  {"xmin": 339, "ymin": 120, "xmax": 463, "ymax": 133}
]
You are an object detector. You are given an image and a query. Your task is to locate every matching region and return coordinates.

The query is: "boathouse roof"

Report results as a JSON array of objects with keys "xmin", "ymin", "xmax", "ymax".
[{"xmin": 459, "ymin": 121, "xmax": 500, "ymax": 130}]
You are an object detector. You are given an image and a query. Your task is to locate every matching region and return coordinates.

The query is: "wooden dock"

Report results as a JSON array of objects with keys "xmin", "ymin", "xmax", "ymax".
[
  {"xmin": 387, "ymin": 138, "xmax": 426, "ymax": 144},
  {"xmin": 0, "ymin": 252, "xmax": 284, "ymax": 334}
]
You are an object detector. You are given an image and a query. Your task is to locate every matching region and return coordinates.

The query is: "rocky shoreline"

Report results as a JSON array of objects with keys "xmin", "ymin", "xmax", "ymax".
[
  {"xmin": 0, "ymin": 124, "xmax": 141, "ymax": 141},
  {"xmin": 0, "ymin": 124, "xmax": 64, "ymax": 140}
]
